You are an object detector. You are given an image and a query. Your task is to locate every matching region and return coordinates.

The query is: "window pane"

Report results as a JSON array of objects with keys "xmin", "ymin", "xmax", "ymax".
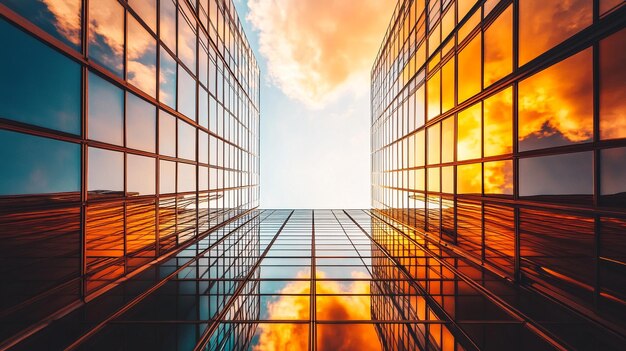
[
  {"xmin": 129, "ymin": 0, "xmax": 156, "ymax": 31},
  {"xmin": 178, "ymin": 163, "xmax": 196, "ymax": 193},
  {"xmin": 199, "ymin": 88, "xmax": 209, "ymax": 128},
  {"xmin": 600, "ymin": 0, "xmax": 624, "ymax": 14},
  {"xmin": 441, "ymin": 116, "xmax": 454, "ymax": 163},
  {"xmin": 458, "ymin": 34, "xmax": 481, "ymax": 103},
  {"xmin": 178, "ymin": 66, "xmax": 197, "ymax": 121},
  {"xmin": 484, "ymin": 87, "xmax": 513, "ymax": 157},
  {"xmin": 600, "ymin": 147, "xmax": 626, "ymax": 206},
  {"xmin": 160, "ymin": 0, "xmax": 176, "ymax": 51},
  {"xmin": 518, "ymin": 49, "xmax": 593, "ymax": 151},
  {"xmin": 442, "ymin": 166, "xmax": 453, "ymax": 194},
  {"xmin": 159, "ymin": 110, "xmax": 177, "ymax": 157},
  {"xmin": 519, "ymin": 152, "xmax": 593, "ymax": 202},
  {"xmin": 89, "ymin": 0, "xmax": 124, "ymax": 77},
  {"xmin": 427, "ymin": 123, "xmax": 440, "ymax": 165},
  {"xmin": 88, "ymin": 147, "xmax": 124, "ymax": 196},
  {"xmin": 0, "ymin": 19, "xmax": 80, "ymax": 135},
  {"xmin": 457, "ymin": 163, "xmax": 481, "ymax": 194},
  {"xmin": 159, "ymin": 160, "xmax": 176, "ymax": 194},
  {"xmin": 426, "ymin": 71, "xmax": 441, "ymax": 121},
  {"xmin": 0, "ymin": 130, "xmax": 79, "ymax": 196},
  {"xmin": 178, "ymin": 5, "xmax": 197, "ymax": 74},
  {"xmin": 199, "ymin": 131, "xmax": 209, "ymax": 164},
  {"xmin": 159, "ymin": 46, "xmax": 177, "ymax": 108},
  {"xmin": 520, "ymin": 209, "xmax": 595, "ymax": 304},
  {"xmin": 427, "ymin": 167, "xmax": 440, "ymax": 193},
  {"xmin": 484, "ymin": 5, "xmax": 512, "ymax": 86},
  {"xmin": 86, "ymin": 202, "xmax": 124, "ymax": 293},
  {"xmin": 484, "ymin": 160, "xmax": 513, "ymax": 195},
  {"xmin": 441, "ymin": 57, "xmax": 455, "ymax": 113},
  {"xmin": 127, "ymin": 154, "xmax": 156, "ymax": 196},
  {"xmin": 519, "ymin": 0, "xmax": 592, "ymax": 65},
  {"xmin": 457, "ymin": 102, "xmax": 481, "ymax": 161},
  {"xmin": 1, "ymin": 0, "xmax": 81, "ymax": 50},
  {"xmin": 127, "ymin": 15, "xmax": 157, "ymax": 97},
  {"xmin": 126, "ymin": 200, "xmax": 156, "ymax": 272},
  {"xmin": 484, "ymin": 204, "xmax": 515, "ymax": 276},
  {"xmin": 599, "ymin": 29, "xmax": 626, "ymax": 140},
  {"xmin": 415, "ymin": 84, "xmax": 426, "ymax": 128},
  {"xmin": 178, "ymin": 120, "xmax": 196, "ymax": 161},
  {"xmin": 88, "ymin": 72, "xmax": 124, "ymax": 145},
  {"xmin": 126, "ymin": 94, "xmax": 156, "ymax": 153},
  {"xmin": 415, "ymin": 130, "xmax": 425, "ymax": 167}
]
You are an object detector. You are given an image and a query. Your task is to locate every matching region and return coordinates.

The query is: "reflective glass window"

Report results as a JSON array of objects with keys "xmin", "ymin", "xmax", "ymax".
[
  {"xmin": 88, "ymin": 0, "xmax": 124, "ymax": 77},
  {"xmin": 600, "ymin": 147, "xmax": 626, "ymax": 206},
  {"xmin": 427, "ymin": 167, "xmax": 440, "ymax": 192},
  {"xmin": 518, "ymin": 49, "xmax": 593, "ymax": 151},
  {"xmin": 415, "ymin": 84, "xmax": 426, "ymax": 128},
  {"xmin": 199, "ymin": 131, "xmax": 209, "ymax": 164},
  {"xmin": 441, "ymin": 116, "xmax": 454, "ymax": 163},
  {"xmin": 199, "ymin": 88, "xmax": 209, "ymax": 128},
  {"xmin": 1, "ymin": 0, "xmax": 81, "ymax": 50},
  {"xmin": 178, "ymin": 162, "xmax": 197, "ymax": 193},
  {"xmin": 600, "ymin": 0, "xmax": 624, "ymax": 14},
  {"xmin": 160, "ymin": 0, "xmax": 177, "ymax": 51},
  {"xmin": 484, "ymin": 87, "xmax": 513, "ymax": 157},
  {"xmin": 0, "ymin": 19, "xmax": 80, "ymax": 135},
  {"xmin": 427, "ymin": 71, "xmax": 441, "ymax": 121},
  {"xmin": 159, "ymin": 110, "xmax": 177, "ymax": 157},
  {"xmin": 159, "ymin": 46, "xmax": 177, "ymax": 108},
  {"xmin": 457, "ymin": 163, "xmax": 481, "ymax": 194},
  {"xmin": 458, "ymin": 34, "xmax": 481, "ymax": 103},
  {"xmin": 178, "ymin": 66, "xmax": 197, "ymax": 121},
  {"xmin": 88, "ymin": 72, "xmax": 124, "ymax": 145},
  {"xmin": 599, "ymin": 29, "xmax": 626, "ymax": 140},
  {"xmin": 159, "ymin": 160, "xmax": 176, "ymax": 194},
  {"xmin": 129, "ymin": 0, "xmax": 156, "ymax": 31},
  {"xmin": 178, "ymin": 120, "xmax": 196, "ymax": 161},
  {"xmin": 520, "ymin": 152, "xmax": 593, "ymax": 202},
  {"xmin": 441, "ymin": 166, "xmax": 454, "ymax": 194},
  {"xmin": 88, "ymin": 147, "xmax": 123, "ymax": 196},
  {"xmin": 519, "ymin": 0, "xmax": 591, "ymax": 66},
  {"xmin": 127, "ymin": 154, "xmax": 156, "ymax": 196},
  {"xmin": 484, "ymin": 160, "xmax": 513, "ymax": 195},
  {"xmin": 178, "ymin": 5, "xmax": 197, "ymax": 74},
  {"xmin": 441, "ymin": 57, "xmax": 455, "ymax": 113},
  {"xmin": 415, "ymin": 130, "xmax": 426, "ymax": 167},
  {"xmin": 484, "ymin": 5, "xmax": 512, "ymax": 86},
  {"xmin": 457, "ymin": 103, "xmax": 481, "ymax": 161},
  {"xmin": 427, "ymin": 123, "xmax": 440, "ymax": 165},
  {"xmin": 126, "ymin": 93, "xmax": 156, "ymax": 153},
  {"xmin": 127, "ymin": 15, "xmax": 157, "ymax": 97},
  {"xmin": 0, "ymin": 130, "xmax": 80, "ymax": 196}
]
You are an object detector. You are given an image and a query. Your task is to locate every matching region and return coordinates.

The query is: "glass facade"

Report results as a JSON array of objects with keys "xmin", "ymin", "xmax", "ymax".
[
  {"xmin": 371, "ymin": 0, "xmax": 626, "ymax": 349},
  {"xmin": 0, "ymin": 0, "xmax": 259, "ymax": 345}
]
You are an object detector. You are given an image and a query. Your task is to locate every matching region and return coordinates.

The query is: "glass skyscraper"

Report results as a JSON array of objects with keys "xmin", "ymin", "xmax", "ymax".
[
  {"xmin": 371, "ymin": 0, "xmax": 625, "ymax": 349},
  {"xmin": 0, "ymin": 0, "xmax": 259, "ymax": 346}
]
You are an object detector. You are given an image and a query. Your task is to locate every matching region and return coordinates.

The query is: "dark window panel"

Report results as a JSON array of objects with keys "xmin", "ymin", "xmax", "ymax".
[
  {"xmin": 0, "ymin": 19, "xmax": 81, "ymax": 135},
  {"xmin": 126, "ymin": 200, "xmax": 156, "ymax": 272},
  {"xmin": 600, "ymin": 147, "xmax": 626, "ymax": 207},
  {"xmin": 599, "ymin": 217, "xmax": 626, "ymax": 323},
  {"xmin": 0, "ymin": 130, "xmax": 80, "ymax": 196},
  {"xmin": 520, "ymin": 209, "xmax": 595, "ymax": 305},
  {"xmin": 484, "ymin": 203, "xmax": 514, "ymax": 277}
]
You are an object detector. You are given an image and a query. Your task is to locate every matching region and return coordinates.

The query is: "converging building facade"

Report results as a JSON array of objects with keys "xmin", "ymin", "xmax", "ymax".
[
  {"xmin": 0, "ymin": 0, "xmax": 259, "ymax": 346},
  {"xmin": 371, "ymin": 0, "xmax": 625, "ymax": 349}
]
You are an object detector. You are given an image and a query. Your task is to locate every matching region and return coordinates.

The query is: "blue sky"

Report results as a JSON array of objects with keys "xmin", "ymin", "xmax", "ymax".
[{"xmin": 233, "ymin": 0, "xmax": 395, "ymax": 208}]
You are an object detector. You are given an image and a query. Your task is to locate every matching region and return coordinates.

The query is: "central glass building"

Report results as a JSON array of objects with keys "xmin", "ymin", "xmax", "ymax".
[{"xmin": 0, "ymin": 0, "xmax": 259, "ymax": 346}]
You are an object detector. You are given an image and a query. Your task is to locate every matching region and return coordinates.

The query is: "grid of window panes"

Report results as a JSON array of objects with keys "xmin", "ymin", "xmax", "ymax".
[
  {"xmin": 9, "ymin": 210, "xmax": 623, "ymax": 350},
  {"xmin": 0, "ymin": 0, "xmax": 259, "ymax": 344},
  {"xmin": 371, "ymin": 0, "xmax": 625, "ymax": 345}
]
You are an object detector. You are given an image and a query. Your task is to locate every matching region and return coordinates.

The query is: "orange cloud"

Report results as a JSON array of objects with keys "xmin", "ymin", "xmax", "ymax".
[
  {"xmin": 41, "ymin": 0, "xmax": 81, "ymax": 47},
  {"xmin": 247, "ymin": 0, "xmax": 396, "ymax": 107},
  {"xmin": 254, "ymin": 270, "xmax": 381, "ymax": 351}
]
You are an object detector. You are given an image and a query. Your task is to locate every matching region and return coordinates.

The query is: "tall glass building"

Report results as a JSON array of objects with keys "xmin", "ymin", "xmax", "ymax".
[
  {"xmin": 0, "ymin": 0, "xmax": 259, "ymax": 346},
  {"xmin": 371, "ymin": 0, "xmax": 625, "ymax": 349}
]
